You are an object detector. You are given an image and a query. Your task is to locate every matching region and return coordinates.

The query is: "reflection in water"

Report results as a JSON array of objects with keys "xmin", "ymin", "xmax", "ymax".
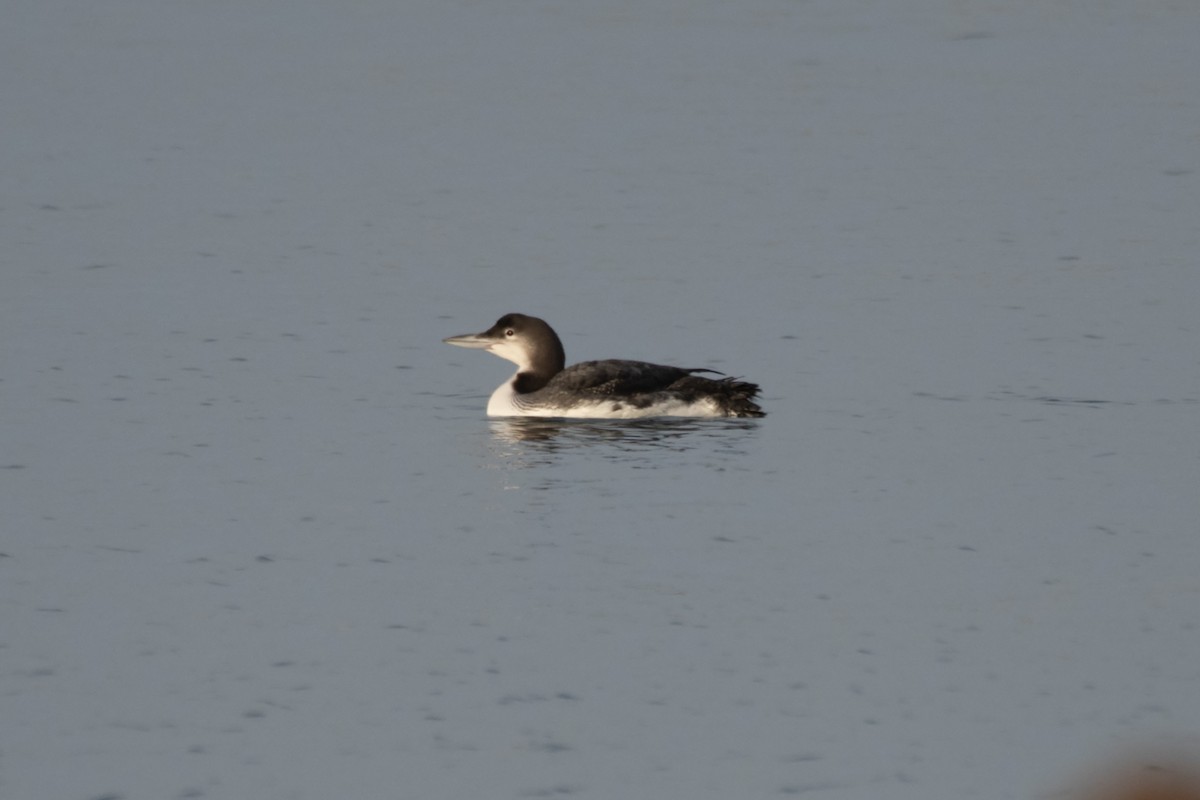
[{"xmin": 483, "ymin": 417, "xmax": 761, "ymax": 474}]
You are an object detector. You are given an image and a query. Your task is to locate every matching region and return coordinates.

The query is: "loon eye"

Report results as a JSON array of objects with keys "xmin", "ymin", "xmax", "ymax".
[{"xmin": 505, "ymin": 329, "xmax": 515, "ymax": 337}]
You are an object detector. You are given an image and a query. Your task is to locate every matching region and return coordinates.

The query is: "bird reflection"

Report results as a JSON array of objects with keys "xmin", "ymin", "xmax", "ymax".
[
  {"xmin": 481, "ymin": 416, "xmax": 760, "ymax": 474},
  {"xmin": 488, "ymin": 417, "xmax": 758, "ymax": 446}
]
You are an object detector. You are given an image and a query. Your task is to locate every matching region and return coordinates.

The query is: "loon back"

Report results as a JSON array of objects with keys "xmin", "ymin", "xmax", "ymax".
[{"xmin": 547, "ymin": 360, "xmax": 764, "ymax": 418}]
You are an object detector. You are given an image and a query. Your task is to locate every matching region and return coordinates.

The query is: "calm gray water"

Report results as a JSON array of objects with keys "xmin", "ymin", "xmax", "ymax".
[{"xmin": 2, "ymin": 1, "xmax": 1198, "ymax": 799}]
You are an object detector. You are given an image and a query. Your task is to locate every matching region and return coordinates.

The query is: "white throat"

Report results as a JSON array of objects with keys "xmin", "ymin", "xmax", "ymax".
[{"xmin": 486, "ymin": 340, "xmax": 535, "ymax": 372}]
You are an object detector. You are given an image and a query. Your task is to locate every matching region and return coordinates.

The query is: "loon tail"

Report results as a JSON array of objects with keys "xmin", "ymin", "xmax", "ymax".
[
  {"xmin": 673, "ymin": 374, "xmax": 766, "ymax": 418},
  {"xmin": 718, "ymin": 376, "xmax": 766, "ymax": 418}
]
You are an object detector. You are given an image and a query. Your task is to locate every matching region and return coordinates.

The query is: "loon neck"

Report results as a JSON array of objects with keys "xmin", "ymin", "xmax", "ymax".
[
  {"xmin": 512, "ymin": 369, "xmax": 555, "ymax": 394},
  {"xmin": 508, "ymin": 317, "xmax": 566, "ymax": 393}
]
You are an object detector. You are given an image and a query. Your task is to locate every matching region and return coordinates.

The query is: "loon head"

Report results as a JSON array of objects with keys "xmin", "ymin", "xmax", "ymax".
[{"xmin": 443, "ymin": 313, "xmax": 567, "ymax": 376}]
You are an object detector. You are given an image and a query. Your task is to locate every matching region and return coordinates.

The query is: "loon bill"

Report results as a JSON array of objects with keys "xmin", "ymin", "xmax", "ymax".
[{"xmin": 443, "ymin": 313, "xmax": 765, "ymax": 419}]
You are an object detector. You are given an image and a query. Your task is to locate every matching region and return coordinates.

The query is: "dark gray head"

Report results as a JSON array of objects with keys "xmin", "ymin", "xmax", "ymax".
[{"xmin": 443, "ymin": 313, "xmax": 567, "ymax": 382}]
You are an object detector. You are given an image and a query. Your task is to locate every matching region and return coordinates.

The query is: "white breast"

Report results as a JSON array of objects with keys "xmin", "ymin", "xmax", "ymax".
[
  {"xmin": 485, "ymin": 376, "xmax": 724, "ymax": 419},
  {"xmin": 486, "ymin": 380, "xmax": 524, "ymax": 416}
]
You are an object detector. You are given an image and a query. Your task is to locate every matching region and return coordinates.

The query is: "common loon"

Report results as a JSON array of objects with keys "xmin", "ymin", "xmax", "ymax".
[{"xmin": 443, "ymin": 313, "xmax": 765, "ymax": 419}]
